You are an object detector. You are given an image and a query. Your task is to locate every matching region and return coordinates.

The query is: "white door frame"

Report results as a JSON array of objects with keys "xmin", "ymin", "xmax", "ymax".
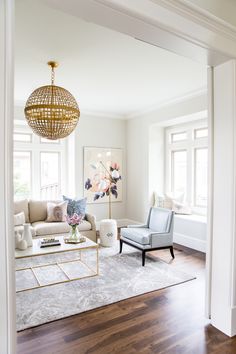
[
  {"xmin": 0, "ymin": 0, "xmax": 15, "ymax": 353},
  {"xmin": 2, "ymin": 1, "xmax": 236, "ymax": 352}
]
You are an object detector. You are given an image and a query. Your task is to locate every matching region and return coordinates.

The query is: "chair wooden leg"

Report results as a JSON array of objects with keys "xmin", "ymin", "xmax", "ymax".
[
  {"xmin": 142, "ymin": 251, "xmax": 146, "ymax": 266},
  {"xmin": 119, "ymin": 239, "xmax": 123, "ymax": 254},
  {"xmin": 170, "ymin": 246, "xmax": 175, "ymax": 259}
]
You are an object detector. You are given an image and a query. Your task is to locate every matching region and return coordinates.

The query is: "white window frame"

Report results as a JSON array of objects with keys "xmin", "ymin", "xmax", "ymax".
[
  {"xmin": 165, "ymin": 119, "xmax": 208, "ymax": 215},
  {"xmin": 14, "ymin": 122, "xmax": 67, "ymax": 200}
]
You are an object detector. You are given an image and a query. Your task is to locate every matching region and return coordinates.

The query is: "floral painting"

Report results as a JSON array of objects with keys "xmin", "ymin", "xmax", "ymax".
[{"xmin": 84, "ymin": 147, "xmax": 122, "ymax": 204}]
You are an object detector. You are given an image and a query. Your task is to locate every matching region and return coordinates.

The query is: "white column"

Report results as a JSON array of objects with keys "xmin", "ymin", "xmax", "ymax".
[
  {"xmin": 0, "ymin": 0, "xmax": 16, "ymax": 353},
  {"xmin": 211, "ymin": 59, "xmax": 236, "ymax": 336}
]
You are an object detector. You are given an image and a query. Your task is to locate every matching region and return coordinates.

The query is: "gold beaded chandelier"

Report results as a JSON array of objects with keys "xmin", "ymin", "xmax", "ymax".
[{"xmin": 24, "ymin": 61, "xmax": 80, "ymax": 140}]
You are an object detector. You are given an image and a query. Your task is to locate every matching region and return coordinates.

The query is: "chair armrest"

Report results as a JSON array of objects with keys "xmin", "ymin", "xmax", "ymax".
[
  {"xmin": 85, "ymin": 213, "xmax": 96, "ymax": 231},
  {"xmin": 127, "ymin": 224, "xmax": 147, "ymax": 228},
  {"xmin": 150, "ymin": 232, "xmax": 173, "ymax": 248}
]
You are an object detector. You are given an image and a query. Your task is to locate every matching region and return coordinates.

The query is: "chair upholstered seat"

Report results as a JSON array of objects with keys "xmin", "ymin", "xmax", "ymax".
[
  {"xmin": 120, "ymin": 227, "xmax": 152, "ymax": 245},
  {"xmin": 120, "ymin": 207, "xmax": 175, "ymax": 266}
]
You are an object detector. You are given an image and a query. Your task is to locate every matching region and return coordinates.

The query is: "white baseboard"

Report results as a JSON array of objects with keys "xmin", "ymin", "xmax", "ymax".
[{"xmin": 174, "ymin": 232, "xmax": 206, "ymax": 253}]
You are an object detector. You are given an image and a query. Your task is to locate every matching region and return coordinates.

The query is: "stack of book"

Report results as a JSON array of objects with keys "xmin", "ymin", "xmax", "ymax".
[{"xmin": 39, "ymin": 238, "xmax": 61, "ymax": 248}]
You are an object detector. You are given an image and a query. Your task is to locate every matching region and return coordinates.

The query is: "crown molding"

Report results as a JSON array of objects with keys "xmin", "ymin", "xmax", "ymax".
[
  {"xmin": 125, "ymin": 88, "xmax": 207, "ymax": 120},
  {"xmin": 81, "ymin": 109, "xmax": 126, "ymax": 120},
  {"xmin": 15, "ymin": 89, "xmax": 207, "ymax": 121},
  {"xmin": 151, "ymin": 0, "xmax": 236, "ymax": 41}
]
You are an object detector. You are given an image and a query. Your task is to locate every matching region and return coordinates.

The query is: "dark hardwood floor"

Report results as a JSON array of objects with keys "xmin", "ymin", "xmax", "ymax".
[{"xmin": 17, "ymin": 244, "xmax": 236, "ymax": 354}]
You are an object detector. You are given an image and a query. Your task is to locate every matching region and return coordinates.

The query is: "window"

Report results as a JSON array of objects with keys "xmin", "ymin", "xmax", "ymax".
[
  {"xmin": 171, "ymin": 131, "xmax": 187, "ymax": 143},
  {"xmin": 194, "ymin": 128, "xmax": 208, "ymax": 139},
  {"xmin": 171, "ymin": 150, "xmax": 187, "ymax": 195},
  {"xmin": 14, "ymin": 151, "xmax": 31, "ymax": 200},
  {"xmin": 14, "ymin": 125, "xmax": 66, "ymax": 200},
  {"xmin": 40, "ymin": 152, "xmax": 60, "ymax": 199},
  {"xmin": 195, "ymin": 148, "xmax": 208, "ymax": 207},
  {"xmin": 165, "ymin": 121, "xmax": 208, "ymax": 214},
  {"xmin": 14, "ymin": 133, "xmax": 32, "ymax": 142}
]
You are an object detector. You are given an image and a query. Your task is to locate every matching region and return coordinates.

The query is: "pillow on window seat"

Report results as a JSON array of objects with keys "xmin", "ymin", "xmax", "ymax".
[
  {"xmin": 153, "ymin": 192, "xmax": 184, "ymax": 209},
  {"xmin": 172, "ymin": 201, "xmax": 192, "ymax": 215}
]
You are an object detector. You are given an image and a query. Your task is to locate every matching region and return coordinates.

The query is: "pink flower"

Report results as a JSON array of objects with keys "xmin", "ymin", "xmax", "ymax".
[{"xmin": 66, "ymin": 213, "xmax": 83, "ymax": 226}]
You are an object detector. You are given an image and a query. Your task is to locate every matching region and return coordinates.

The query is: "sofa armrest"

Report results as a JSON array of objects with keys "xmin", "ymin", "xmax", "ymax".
[
  {"xmin": 85, "ymin": 213, "xmax": 96, "ymax": 231},
  {"xmin": 127, "ymin": 224, "xmax": 147, "ymax": 228}
]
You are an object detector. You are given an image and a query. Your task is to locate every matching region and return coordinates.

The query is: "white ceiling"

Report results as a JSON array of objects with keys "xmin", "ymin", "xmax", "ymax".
[{"xmin": 15, "ymin": 0, "xmax": 207, "ymax": 119}]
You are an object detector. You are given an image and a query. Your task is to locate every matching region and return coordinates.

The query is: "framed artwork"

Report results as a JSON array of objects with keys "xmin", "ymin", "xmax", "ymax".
[{"xmin": 83, "ymin": 147, "xmax": 122, "ymax": 204}]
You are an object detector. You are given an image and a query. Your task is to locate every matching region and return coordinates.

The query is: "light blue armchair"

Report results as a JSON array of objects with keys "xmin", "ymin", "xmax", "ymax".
[{"xmin": 120, "ymin": 207, "xmax": 175, "ymax": 266}]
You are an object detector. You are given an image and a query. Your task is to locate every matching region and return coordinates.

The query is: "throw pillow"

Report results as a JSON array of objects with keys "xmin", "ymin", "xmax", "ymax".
[
  {"xmin": 45, "ymin": 201, "xmax": 68, "ymax": 222},
  {"xmin": 153, "ymin": 193, "xmax": 173, "ymax": 209},
  {"xmin": 153, "ymin": 192, "xmax": 185, "ymax": 210},
  {"xmin": 14, "ymin": 212, "xmax": 25, "ymax": 226},
  {"xmin": 172, "ymin": 200, "xmax": 192, "ymax": 215},
  {"xmin": 63, "ymin": 196, "xmax": 87, "ymax": 217}
]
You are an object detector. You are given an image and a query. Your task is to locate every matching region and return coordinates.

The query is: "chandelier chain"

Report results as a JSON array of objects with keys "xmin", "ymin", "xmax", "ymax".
[{"xmin": 51, "ymin": 67, "xmax": 55, "ymax": 85}]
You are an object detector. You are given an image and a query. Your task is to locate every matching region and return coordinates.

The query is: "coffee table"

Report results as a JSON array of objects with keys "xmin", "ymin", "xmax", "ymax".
[{"xmin": 15, "ymin": 236, "xmax": 99, "ymax": 293}]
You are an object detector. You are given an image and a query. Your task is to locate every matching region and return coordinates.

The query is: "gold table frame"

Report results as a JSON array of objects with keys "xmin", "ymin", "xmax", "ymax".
[{"xmin": 15, "ymin": 240, "xmax": 99, "ymax": 293}]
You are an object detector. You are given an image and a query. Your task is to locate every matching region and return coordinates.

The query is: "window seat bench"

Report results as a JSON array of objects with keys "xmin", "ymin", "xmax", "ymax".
[{"xmin": 173, "ymin": 214, "xmax": 207, "ymax": 252}]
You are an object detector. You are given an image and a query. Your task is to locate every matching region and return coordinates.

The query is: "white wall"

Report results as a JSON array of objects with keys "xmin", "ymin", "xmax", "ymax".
[
  {"xmin": 126, "ymin": 93, "xmax": 207, "ymax": 223},
  {"xmin": 210, "ymin": 60, "xmax": 236, "ymax": 336},
  {"xmin": 74, "ymin": 113, "xmax": 127, "ymax": 221}
]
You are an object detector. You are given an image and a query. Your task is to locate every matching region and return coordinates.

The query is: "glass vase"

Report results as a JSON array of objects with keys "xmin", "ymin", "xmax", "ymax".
[{"xmin": 69, "ymin": 225, "xmax": 80, "ymax": 242}]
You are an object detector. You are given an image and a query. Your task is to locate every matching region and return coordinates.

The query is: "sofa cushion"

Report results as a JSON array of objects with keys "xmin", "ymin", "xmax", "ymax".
[
  {"xmin": 32, "ymin": 220, "xmax": 92, "ymax": 236},
  {"xmin": 14, "ymin": 199, "xmax": 29, "ymax": 223},
  {"xmin": 14, "ymin": 225, "xmax": 36, "ymax": 237},
  {"xmin": 120, "ymin": 227, "xmax": 151, "ymax": 245},
  {"xmin": 29, "ymin": 200, "xmax": 62, "ymax": 223}
]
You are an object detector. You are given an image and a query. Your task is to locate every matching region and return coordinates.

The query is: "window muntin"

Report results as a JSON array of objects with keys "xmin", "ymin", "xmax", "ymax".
[
  {"xmin": 195, "ymin": 148, "xmax": 208, "ymax": 207},
  {"xmin": 40, "ymin": 137, "xmax": 60, "ymax": 144},
  {"xmin": 14, "ymin": 151, "xmax": 31, "ymax": 200}
]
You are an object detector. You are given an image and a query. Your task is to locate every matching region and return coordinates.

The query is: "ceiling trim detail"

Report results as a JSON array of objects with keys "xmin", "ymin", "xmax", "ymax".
[
  {"xmin": 151, "ymin": 0, "xmax": 236, "ymax": 41},
  {"xmin": 125, "ymin": 87, "xmax": 207, "ymax": 119}
]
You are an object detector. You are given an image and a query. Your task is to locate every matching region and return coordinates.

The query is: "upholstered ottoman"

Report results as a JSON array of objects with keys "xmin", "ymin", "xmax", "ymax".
[{"xmin": 99, "ymin": 219, "xmax": 117, "ymax": 247}]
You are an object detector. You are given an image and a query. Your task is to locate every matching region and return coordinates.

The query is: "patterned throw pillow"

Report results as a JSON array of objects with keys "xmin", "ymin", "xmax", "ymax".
[
  {"xmin": 14, "ymin": 211, "xmax": 25, "ymax": 226},
  {"xmin": 46, "ymin": 201, "xmax": 68, "ymax": 222},
  {"xmin": 63, "ymin": 196, "xmax": 87, "ymax": 217}
]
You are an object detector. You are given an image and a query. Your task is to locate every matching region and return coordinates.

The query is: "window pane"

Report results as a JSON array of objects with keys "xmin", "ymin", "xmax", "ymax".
[
  {"xmin": 195, "ymin": 148, "xmax": 208, "ymax": 207},
  {"xmin": 41, "ymin": 137, "xmax": 60, "ymax": 144},
  {"xmin": 14, "ymin": 133, "xmax": 32, "ymax": 142},
  {"xmin": 14, "ymin": 151, "xmax": 31, "ymax": 200},
  {"xmin": 195, "ymin": 128, "xmax": 208, "ymax": 139},
  {"xmin": 172, "ymin": 150, "xmax": 187, "ymax": 195},
  {"xmin": 171, "ymin": 132, "xmax": 187, "ymax": 143},
  {"xmin": 40, "ymin": 152, "xmax": 60, "ymax": 199}
]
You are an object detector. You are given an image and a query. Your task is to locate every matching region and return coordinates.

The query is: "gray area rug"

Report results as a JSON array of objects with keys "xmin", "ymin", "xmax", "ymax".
[{"xmin": 16, "ymin": 242, "xmax": 195, "ymax": 331}]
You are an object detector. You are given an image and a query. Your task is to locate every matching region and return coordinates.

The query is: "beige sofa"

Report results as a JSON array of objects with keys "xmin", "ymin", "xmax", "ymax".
[{"xmin": 14, "ymin": 199, "xmax": 97, "ymax": 242}]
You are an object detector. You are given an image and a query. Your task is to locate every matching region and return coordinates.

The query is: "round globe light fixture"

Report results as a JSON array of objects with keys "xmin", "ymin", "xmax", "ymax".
[{"xmin": 24, "ymin": 61, "xmax": 80, "ymax": 140}]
